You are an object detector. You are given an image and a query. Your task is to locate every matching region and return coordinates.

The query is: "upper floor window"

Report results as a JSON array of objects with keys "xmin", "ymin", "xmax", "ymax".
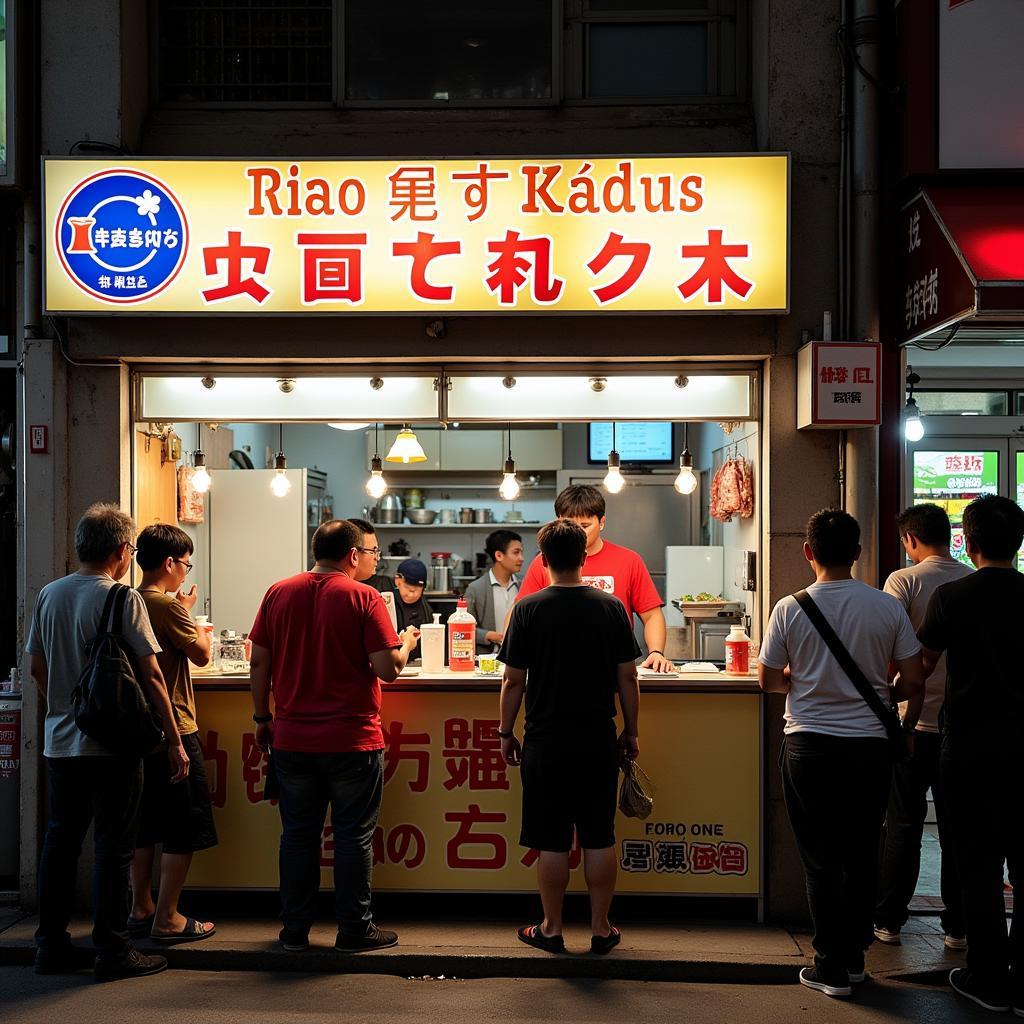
[{"xmin": 154, "ymin": 0, "xmax": 746, "ymax": 107}]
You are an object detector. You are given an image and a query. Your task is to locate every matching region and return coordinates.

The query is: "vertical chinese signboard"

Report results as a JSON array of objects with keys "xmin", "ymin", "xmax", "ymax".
[
  {"xmin": 43, "ymin": 156, "xmax": 788, "ymax": 314},
  {"xmin": 187, "ymin": 688, "xmax": 761, "ymax": 896}
]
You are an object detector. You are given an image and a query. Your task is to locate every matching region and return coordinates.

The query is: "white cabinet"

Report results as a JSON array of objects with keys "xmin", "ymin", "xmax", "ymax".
[
  {"xmin": 507, "ymin": 429, "xmax": 563, "ymax": 471},
  {"xmin": 439, "ymin": 428, "xmax": 562, "ymax": 470},
  {"xmin": 365, "ymin": 429, "xmax": 442, "ymax": 470}
]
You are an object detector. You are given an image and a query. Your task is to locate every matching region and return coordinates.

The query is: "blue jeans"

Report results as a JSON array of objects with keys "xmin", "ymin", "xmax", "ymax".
[{"xmin": 273, "ymin": 748, "xmax": 383, "ymax": 937}]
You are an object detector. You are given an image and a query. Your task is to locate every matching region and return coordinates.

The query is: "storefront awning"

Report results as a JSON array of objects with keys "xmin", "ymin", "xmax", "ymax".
[{"xmin": 898, "ymin": 187, "xmax": 1024, "ymax": 346}]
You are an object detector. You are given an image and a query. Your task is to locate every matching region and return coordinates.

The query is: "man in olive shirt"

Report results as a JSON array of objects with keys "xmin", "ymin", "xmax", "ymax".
[{"xmin": 130, "ymin": 525, "xmax": 218, "ymax": 944}]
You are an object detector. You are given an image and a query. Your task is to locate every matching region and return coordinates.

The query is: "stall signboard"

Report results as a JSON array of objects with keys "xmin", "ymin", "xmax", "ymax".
[
  {"xmin": 796, "ymin": 341, "xmax": 881, "ymax": 429},
  {"xmin": 187, "ymin": 688, "xmax": 761, "ymax": 896},
  {"xmin": 43, "ymin": 156, "xmax": 789, "ymax": 314}
]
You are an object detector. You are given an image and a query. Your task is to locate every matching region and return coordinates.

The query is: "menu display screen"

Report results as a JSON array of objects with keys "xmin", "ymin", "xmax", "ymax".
[
  {"xmin": 588, "ymin": 422, "xmax": 674, "ymax": 464},
  {"xmin": 912, "ymin": 450, "xmax": 999, "ymax": 568}
]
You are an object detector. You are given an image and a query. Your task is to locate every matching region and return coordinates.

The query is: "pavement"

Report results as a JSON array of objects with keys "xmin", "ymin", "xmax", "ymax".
[{"xmin": 0, "ymin": 903, "xmax": 970, "ymax": 986}]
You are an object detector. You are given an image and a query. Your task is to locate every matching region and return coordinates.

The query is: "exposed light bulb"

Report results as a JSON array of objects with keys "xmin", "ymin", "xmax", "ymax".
[
  {"xmin": 271, "ymin": 470, "xmax": 292, "ymax": 497},
  {"xmin": 674, "ymin": 450, "xmax": 698, "ymax": 495},
  {"xmin": 365, "ymin": 456, "xmax": 388, "ymax": 499},
  {"xmin": 192, "ymin": 451, "xmax": 211, "ymax": 494},
  {"xmin": 904, "ymin": 398, "xmax": 925, "ymax": 442},
  {"xmin": 603, "ymin": 451, "xmax": 625, "ymax": 494},
  {"xmin": 499, "ymin": 473, "xmax": 521, "ymax": 501}
]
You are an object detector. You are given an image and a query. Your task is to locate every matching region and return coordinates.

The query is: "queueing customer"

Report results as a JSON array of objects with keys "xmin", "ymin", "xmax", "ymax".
[
  {"xmin": 129, "ymin": 524, "xmax": 218, "ymax": 944},
  {"xmin": 249, "ymin": 519, "xmax": 419, "ymax": 952},
  {"xmin": 498, "ymin": 519, "xmax": 641, "ymax": 955},
  {"xmin": 465, "ymin": 529, "xmax": 524, "ymax": 653},
  {"xmin": 513, "ymin": 485, "xmax": 672, "ymax": 672},
  {"xmin": 348, "ymin": 518, "xmax": 391, "ymax": 591},
  {"xmin": 874, "ymin": 504, "xmax": 970, "ymax": 950},
  {"xmin": 26, "ymin": 503, "xmax": 187, "ymax": 980},
  {"xmin": 759, "ymin": 509, "xmax": 923, "ymax": 998},
  {"xmin": 918, "ymin": 495, "xmax": 1024, "ymax": 1014}
]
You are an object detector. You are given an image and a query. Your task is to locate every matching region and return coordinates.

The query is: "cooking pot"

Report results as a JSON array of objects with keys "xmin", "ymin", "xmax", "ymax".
[{"xmin": 376, "ymin": 494, "xmax": 405, "ymax": 525}]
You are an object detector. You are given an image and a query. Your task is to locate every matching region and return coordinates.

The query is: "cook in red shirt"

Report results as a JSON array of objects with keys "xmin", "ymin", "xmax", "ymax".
[{"xmin": 514, "ymin": 484, "xmax": 672, "ymax": 673}]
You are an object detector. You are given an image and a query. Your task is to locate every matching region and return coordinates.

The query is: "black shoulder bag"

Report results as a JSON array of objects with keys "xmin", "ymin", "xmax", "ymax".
[
  {"xmin": 71, "ymin": 583, "xmax": 165, "ymax": 756},
  {"xmin": 793, "ymin": 589, "xmax": 906, "ymax": 761}
]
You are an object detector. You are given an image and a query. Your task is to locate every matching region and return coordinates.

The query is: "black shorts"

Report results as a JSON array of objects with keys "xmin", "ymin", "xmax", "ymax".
[
  {"xmin": 137, "ymin": 731, "xmax": 219, "ymax": 855},
  {"xmin": 519, "ymin": 735, "xmax": 620, "ymax": 853}
]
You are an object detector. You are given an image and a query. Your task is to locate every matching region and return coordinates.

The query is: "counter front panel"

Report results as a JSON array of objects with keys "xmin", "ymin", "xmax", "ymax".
[{"xmin": 187, "ymin": 680, "xmax": 761, "ymax": 896}]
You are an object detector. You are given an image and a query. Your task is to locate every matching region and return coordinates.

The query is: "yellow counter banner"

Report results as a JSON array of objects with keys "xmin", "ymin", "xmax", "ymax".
[
  {"xmin": 187, "ymin": 689, "xmax": 761, "ymax": 896},
  {"xmin": 43, "ymin": 156, "xmax": 788, "ymax": 314}
]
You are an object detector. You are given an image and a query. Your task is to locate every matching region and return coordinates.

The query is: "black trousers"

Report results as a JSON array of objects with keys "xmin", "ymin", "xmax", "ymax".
[
  {"xmin": 942, "ymin": 730, "xmax": 1023, "ymax": 988},
  {"xmin": 35, "ymin": 755, "xmax": 143, "ymax": 957},
  {"xmin": 781, "ymin": 732, "xmax": 892, "ymax": 978},
  {"xmin": 875, "ymin": 730, "xmax": 964, "ymax": 935}
]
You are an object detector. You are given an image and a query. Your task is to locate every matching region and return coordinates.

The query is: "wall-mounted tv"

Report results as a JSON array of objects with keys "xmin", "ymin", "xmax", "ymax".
[{"xmin": 587, "ymin": 422, "xmax": 674, "ymax": 465}]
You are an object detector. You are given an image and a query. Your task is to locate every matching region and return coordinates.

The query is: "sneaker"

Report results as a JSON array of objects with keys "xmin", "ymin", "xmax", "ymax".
[
  {"xmin": 34, "ymin": 945, "xmax": 95, "ymax": 974},
  {"xmin": 848, "ymin": 967, "xmax": 866, "ymax": 984},
  {"xmin": 873, "ymin": 925, "xmax": 901, "ymax": 945},
  {"xmin": 944, "ymin": 933, "xmax": 968, "ymax": 952},
  {"xmin": 279, "ymin": 928, "xmax": 309, "ymax": 952},
  {"xmin": 94, "ymin": 947, "xmax": 168, "ymax": 981},
  {"xmin": 799, "ymin": 966, "xmax": 852, "ymax": 998},
  {"xmin": 334, "ymin": 923, "xmax": 399, "ymax": 952},
  {"xmin": 949, "ymin": 968, "xmax": 1010, "ymax": 1012}
]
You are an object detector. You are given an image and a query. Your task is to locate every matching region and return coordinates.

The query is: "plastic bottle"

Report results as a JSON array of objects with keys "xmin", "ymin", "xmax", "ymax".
[
  {"xmin": 724, "ymin": 623, "xmax": 751, "ymax": 675},
  {"xmin": 447, "ymin": 599, "xmax": 477, "ymax": 673},
  {"xmin": 196, "ymin": 616, "xmax": 218, "ymax": 672},
  {"xmin": 420, "ymin": 613, "xmax": 446, "ymax": 674}
]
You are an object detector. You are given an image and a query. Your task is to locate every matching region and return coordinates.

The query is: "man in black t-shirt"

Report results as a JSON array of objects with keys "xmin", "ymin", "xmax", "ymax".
[
  {"xmin": 918, "ymin": 495, "xmax": 1024, "ymax": 1015},
  {"xmin": 497, "ymin": 519, "xmax": 640, "ymax": 956}
]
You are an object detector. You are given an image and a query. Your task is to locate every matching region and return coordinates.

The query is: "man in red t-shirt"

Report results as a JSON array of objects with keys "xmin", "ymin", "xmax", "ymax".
[
  {"xmin": 514, "ymin": 485, "xmax": 672, "ymax": 672},
  {"xmin": 249, "ymin": 519, "xmax": 419, "ymax": 953}
]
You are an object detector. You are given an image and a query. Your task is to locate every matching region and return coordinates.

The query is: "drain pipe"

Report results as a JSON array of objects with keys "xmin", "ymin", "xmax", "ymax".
[{"xmin": 844, "ymin": 0, "xmax": 881, "ymax": 583}]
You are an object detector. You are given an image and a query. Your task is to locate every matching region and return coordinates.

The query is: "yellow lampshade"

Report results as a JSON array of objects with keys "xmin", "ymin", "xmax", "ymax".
[{"xmin": 385, "ymin": 425, "xmax": 427, "ymax": 463}]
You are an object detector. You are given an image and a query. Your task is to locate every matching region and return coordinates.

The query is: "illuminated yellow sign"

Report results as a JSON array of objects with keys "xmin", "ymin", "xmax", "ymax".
[
  {"xmin": 44, "ymin": 156, "xmax": 789, "ymax": 314},
  {"xmin": 187, "ymin": 688, "xmax": 761, "ymax": 896}
]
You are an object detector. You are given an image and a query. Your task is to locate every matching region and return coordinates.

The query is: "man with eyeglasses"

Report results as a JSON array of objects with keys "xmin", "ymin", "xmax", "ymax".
[
  {"xmin": 348, "ymin": 518, "xmax": 391, "ymax": 590},
  {"xmin": 129, "ymin": 524, "xmax": 218, "ymax": 946}
]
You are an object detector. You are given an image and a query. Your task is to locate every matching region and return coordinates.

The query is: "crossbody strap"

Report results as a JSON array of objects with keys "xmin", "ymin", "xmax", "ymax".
[
  {"xmin": 97, "ymin": 583, "xmax": 123, "ymax": 635},
  {"xmin": 110, "ymin": 584, "xmax": 129, "ymax": 638},
  {"xmin": 793, "ymin": 589, "xmax": 897, "ymax": 736}
]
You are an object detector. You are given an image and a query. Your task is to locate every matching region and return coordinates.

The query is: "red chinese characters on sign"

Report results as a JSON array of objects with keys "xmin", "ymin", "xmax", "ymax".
[
  {"xmin": 383, "ymin": 721, "xmax": 431, "ymax": 793},
  {"xmin": 388, "ymin": 166, "xmax": 438, "ymax": 222},
  {"xmin": 677, "ymin": 230, "xmax": 754, "ymax": 305},
  {"xmin": 945, "ymin": 455, "xmax": 984, "ymax": 473},
  {"xmin": 442, "ymin": 718, "xmax": 509, "ymax": 791},
  {"xmin": 202, "ymin": 231, "xmax": 272, "ymax": 304},
  {"xmin": 199, "ymin": 729, "xmax": 228, "ymax": 809},
  {"xmin": 587, "ymin": 233, "xmax": 651, "ymax": 305},
  {"xmin": 241, "ymin": 732, "xmax": 276, "ymax": 805},
  {"xmin": 450, "ymin": 163, "xmax": 512, "ymax": 222},
  {"xmin": 392, "ymin": 233, "xmax": 462, "ymax": 302},
  {"xmin": 444, "ymin": 804, "xmax": 507, "ymax": 870},
  {"xmin": 484, "ymin": 231, "xmax": 565, "ymax": 306},
  {"xmin": 372, "ymin": 824, "xmax": 427, "ymax": 869},
  {"xmin": 297, "ymin": 232, "xmax": 366, "ymax": 305}
]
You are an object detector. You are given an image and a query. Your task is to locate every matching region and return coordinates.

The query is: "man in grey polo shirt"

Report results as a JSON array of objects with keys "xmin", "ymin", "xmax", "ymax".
[{"xmin": 465, "ymin": 529, "xmax": 524, "ymax": 653}]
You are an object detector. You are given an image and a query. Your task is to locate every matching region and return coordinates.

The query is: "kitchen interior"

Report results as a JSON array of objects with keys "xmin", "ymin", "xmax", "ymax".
[{"xmin": 132, "ymin": 372, "xmax": 761, "ymax": 671}]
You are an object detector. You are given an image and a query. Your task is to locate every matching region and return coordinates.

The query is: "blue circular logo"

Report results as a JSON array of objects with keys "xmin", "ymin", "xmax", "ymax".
[{"xmin": 55, "ymin": 168, "xmax": 189, "ymax": 304}]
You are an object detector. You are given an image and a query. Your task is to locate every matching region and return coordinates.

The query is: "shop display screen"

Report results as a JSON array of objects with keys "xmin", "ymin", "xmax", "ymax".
[
  {"xmin": 912, "ymin": 450, "xmax": 999, "ymax": 568},
  {"xmin": 588, "ymin": 422, "xmax": 673, "ymax": 464}
]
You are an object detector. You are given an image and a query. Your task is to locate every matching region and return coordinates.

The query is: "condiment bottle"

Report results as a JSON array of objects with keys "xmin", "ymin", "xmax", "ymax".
[
  {"xmin": 420, "ymin": 613, "xmax": 446, "ymax": 674},
  {"xmin": 447, "ymin": 599, "xmax": 476, "ymax": 672},
  {"xmin": 724, "ymin": 623, "xmax": 751, "ymax": 675}
]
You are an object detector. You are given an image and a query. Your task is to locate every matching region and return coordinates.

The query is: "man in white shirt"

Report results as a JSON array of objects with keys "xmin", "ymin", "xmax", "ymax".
[
  {"xmin": 464, "ymin": 530, "xmax": 524, "ymax": 653},
  {"xmin": 759, "ymin": 509, "xmax": 924, "ymax": 999},
  {"xmin": 874, "ymin": 504, "xmax": 972, "ymax": 951}
]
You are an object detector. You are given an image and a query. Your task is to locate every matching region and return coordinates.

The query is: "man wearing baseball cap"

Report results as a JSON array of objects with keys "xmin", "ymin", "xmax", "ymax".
[{"xmin": 393, "ymin": 559, "xmax": 434, "ymax": 660}]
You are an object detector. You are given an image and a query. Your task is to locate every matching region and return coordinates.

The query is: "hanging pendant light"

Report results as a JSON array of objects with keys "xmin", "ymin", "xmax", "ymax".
[
  {"xmin": 904, "ymin": 368, "xmax": 925, "ymax": 442},
  {"xmin": 674, "ymin": 422, "xmax": 698, "ymax": 495},
  {"xmin": 498, "ymin": 424, "xmax": 521, "ymax": 500},
  {"xmin": 603, "ymin": 422, "xmax": 625, "ymax": 494},
  {"xmin": 270, "ymin": 423, "xmax": 292, "ymax": 497},
  {"xmin": 192, "ymin": 422, "xmax": 211, "ymax": 494},
  {"xmin": 365, "ymin": 423, "xmax": 389, "ymax": 499},
  {"xmin": 386, "ymin": 423, "xmax": 427, "ymax": 464}
]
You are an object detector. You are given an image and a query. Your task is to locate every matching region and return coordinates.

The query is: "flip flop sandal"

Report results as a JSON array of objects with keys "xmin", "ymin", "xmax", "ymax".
[
  {"xmin": 517, "ymin": 924, "xmax": 565, "ymax": 954},
  {"xmin": 590, "ymin": 926, "xmax": 621, "ymax": 955},
  {"xmin": 150, "ymin": 918, "xmax": 216, "ymax": 945},
  {"xmin": 126, "ymin": 913, "xmax": 155, "ymax": 938}
]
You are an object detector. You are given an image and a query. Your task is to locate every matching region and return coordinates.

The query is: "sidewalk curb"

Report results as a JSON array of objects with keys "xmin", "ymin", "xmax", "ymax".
[{"xmin": 0, "ymin": 941, "xmax": 802, "ymax": 984}]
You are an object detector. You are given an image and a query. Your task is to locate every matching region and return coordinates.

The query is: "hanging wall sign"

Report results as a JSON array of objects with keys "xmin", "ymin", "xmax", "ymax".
[
  {"xmin": 43, "ymin": 156, "xmax": 789, "ymax": 315},
  {"xmin": 797, "ymin": 341, "xmax": 882, "ymax": 429}
]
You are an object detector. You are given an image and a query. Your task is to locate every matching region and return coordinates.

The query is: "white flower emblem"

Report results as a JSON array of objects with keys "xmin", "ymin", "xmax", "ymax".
[{"xmin": 134, "ymin": 189, "xmax": 161, "ymax": 217}]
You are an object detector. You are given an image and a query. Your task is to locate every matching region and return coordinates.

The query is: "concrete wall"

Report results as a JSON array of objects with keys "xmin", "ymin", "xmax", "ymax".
[{"xmin": 22, "ymin": 0, "xmax": 845, "ymax": 923}]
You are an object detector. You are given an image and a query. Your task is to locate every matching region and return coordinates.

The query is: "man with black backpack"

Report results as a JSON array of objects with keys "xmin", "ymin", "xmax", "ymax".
[
  {"xmin": 26, "ymin": 503, "xmax": 188, "ymax": 980},
  {"xmin": 758, "ymin": 509, "xmax": 924, "ymax": 999}
]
